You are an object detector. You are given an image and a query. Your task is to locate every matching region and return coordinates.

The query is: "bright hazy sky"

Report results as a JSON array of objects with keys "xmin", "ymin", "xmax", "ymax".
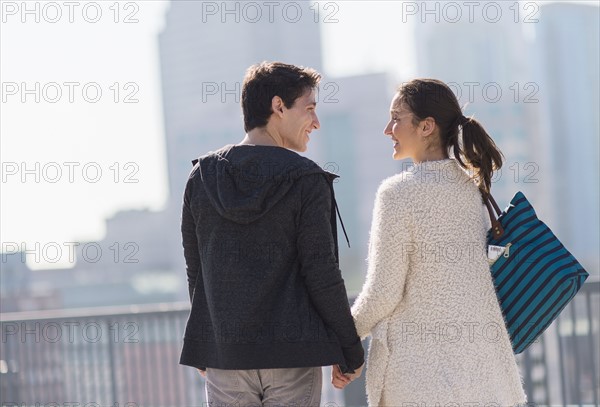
[
  {"xmin": 0, "ymin": 1, "xmax": 595, "ymax": 268},
  {"xmin": 0, "ymin": 1, "xmax": 414, "ymax": 258}
]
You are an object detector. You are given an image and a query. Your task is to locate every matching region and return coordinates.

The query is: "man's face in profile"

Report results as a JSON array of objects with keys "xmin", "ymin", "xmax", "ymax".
[{"xmin": 279, "ymin": 88, "xmax": 320, "ymax": 152}]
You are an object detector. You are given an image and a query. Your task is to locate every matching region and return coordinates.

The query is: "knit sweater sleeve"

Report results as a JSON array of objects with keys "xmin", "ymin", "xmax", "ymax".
[{"xmin": 351, "ymin": 177, "xmax": 411, "ymax": 340}]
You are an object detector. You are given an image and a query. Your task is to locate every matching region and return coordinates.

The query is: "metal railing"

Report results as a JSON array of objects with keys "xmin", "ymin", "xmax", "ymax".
[
  {"xmin": 1, "ymin": 281, "xmax": 598, "ymax": 407},
  {"xmin": 518, "ymin": 280, "xmax": 599, "ymax": 405}
]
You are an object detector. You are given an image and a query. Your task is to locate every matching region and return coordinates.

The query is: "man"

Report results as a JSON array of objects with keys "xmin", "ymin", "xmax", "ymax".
[{"xmin": 179, "ymin": 61, "xmax": 364, "ymax": 406}]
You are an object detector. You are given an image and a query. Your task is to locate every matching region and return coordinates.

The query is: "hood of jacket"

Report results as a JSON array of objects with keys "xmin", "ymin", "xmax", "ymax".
[{"xmin": 191, "ymin": 144, "xmax": 338, "ymax": 225}]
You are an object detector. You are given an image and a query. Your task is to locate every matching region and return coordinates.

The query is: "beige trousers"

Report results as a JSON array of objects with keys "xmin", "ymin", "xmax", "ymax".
[{"xmin": 204, "ymin": 366, "xmax": 322, "ymax": 407}]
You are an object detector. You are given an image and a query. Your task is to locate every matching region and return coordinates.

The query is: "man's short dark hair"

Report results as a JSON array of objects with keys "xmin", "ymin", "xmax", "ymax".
[{"xmin": 241, "ymin": 61, "xmax": 322, "ymax": 132}]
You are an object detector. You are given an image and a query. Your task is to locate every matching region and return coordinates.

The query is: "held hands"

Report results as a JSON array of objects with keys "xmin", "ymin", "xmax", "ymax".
[
  {"xmin": 331, "ymin": 363, "xmax": 364, "ymax": 389},
  {"xmin": 199, "ymin": 365, "xmax": 361, "ymax": 387}
]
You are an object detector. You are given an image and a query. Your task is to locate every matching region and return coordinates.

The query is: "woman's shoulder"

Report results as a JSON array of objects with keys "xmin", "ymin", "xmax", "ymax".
[
  {"xmin": 378, "ymin": 164, "xmax": 438, "ymax": 192},
  {"xmin": 376, "ymin": 172, "xmax": 417, "ymax": 204},
  {"xmin": 377, "ymin": 163, "xmax": 474, "ymax": 203},
  {"xmin": 383, "ymin": 160, "xmax": 477, "ymax": 191}
]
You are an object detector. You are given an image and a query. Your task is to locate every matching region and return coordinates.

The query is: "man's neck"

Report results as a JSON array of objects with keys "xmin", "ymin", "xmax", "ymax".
[{"xmin": 240, "ymin": 127, "xmax": 282, "ymax": 147}]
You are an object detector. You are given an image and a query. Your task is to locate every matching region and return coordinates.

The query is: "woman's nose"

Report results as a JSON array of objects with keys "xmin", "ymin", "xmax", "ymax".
[{"xmin": 384, "ymin": 122, "xmax": 392, "ymax": 135}]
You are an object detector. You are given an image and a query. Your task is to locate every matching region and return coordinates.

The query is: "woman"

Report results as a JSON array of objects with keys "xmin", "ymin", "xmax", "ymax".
[{"xmin": 333, "ymin": 79, "xmax": 527, "ymax": 405}]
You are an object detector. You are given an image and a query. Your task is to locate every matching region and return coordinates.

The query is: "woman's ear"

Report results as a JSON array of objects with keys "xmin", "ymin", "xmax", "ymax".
[{"xmin": 420, "ymin": 117, "xmax": 436, "ymax": 137}]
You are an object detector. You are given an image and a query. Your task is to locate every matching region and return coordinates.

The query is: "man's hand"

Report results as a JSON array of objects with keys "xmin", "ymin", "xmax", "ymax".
[
  {"xmin": 331, "ymin": 365, "xmax": 350, "ymax": 389},
  {"xmin": 346, "ymin": 362, "xmax": 364, "ymax": 381},
  {"xmin": 197, "ymin": 368, "xmax": 206, "ymax": 378},
  {"xmin": 331, "ymin": 363, "xmax": 364, "ymax": 389}
]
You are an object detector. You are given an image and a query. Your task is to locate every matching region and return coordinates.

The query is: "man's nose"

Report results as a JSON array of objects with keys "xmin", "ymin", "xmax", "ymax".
[{"xmin": 313, "ymin": 115, "xmax": 320, "ymax": 130}]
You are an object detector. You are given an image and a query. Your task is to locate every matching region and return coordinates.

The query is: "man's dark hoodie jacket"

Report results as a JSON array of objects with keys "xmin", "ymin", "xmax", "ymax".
[{"xmin": 179, "ymin": 144, "xmax": 364, "ymax": 372}]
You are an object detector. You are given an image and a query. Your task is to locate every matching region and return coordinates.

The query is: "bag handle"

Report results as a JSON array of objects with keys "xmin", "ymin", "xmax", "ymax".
[{"xmin": 479, "ymin": 188, "xmax": 504, "ymax": 239}]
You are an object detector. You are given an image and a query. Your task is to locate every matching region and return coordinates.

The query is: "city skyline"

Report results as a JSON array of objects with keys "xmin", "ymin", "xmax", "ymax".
[
  {"xmin": 1, "ymin": 0, "xmax": 598, "ymax": 272},
  {"xmin": 1, "ymin": 3, "xmax": 598, "ymax": 404}
]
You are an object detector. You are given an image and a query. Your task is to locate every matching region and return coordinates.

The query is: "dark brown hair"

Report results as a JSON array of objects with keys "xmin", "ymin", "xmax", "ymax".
[
  {"xmin": 397, "ymin": 78, "xmax": 503, "ymax": 194},
  {"xmin": 241, "ymin": 61, "xmax": 321, "ymax": 132}
]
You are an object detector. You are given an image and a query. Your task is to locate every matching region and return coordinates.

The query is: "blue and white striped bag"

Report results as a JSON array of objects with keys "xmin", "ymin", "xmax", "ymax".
[{"xmin": 483, "ymin": 191, "xmax": 589, "ymax": 354}]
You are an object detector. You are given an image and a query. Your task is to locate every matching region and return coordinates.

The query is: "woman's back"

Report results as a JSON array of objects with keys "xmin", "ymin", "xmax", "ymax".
[
  {"xmin": 354, "ymin": 158, "xmax": 526, "ymax": 405},
  {"xmin": 347, "ymin": 78, "xmax": 527, "ymax": 406},
  {"xmin": 396, "ymin": 158, "xmax": 494, "ymax": 320}
]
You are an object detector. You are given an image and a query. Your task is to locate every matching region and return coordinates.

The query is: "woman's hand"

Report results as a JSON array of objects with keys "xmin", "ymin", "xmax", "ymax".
[
  {"xmin": 331, "ymin": 365, "xmax": 351, "ymax": 389},
  {"xmin": 331, "ymin": 363, "xmax": 365, "ymax": 389},
  {"xmin": 347, "ymin": 362, "xmax": 364, "ymax": 382},
  {"xmin": 332, "ymin": 363, "xmax": 366, "ymax": 389}
]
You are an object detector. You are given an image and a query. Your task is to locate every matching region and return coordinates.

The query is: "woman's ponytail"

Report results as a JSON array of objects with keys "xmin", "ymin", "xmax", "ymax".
[{"xmin": 455, "ymin": 116, "xmax": 503, "ymax": 194}]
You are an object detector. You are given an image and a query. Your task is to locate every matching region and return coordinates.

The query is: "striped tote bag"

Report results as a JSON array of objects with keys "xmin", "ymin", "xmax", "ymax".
[{"xmin": 482, "ymin": 190, "xmax": 589, "ymax": 354}]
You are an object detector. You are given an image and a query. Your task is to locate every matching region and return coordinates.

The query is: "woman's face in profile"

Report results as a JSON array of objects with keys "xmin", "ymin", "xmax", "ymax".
[{"xmin": 383, "ymin": 94, "xmax": 421, "ymax": 161}]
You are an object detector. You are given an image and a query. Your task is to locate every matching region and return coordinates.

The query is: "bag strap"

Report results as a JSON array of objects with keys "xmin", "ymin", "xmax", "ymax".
[{"xmin": 479, "ymin": 188, "xmax": 505, "ymax": 239}]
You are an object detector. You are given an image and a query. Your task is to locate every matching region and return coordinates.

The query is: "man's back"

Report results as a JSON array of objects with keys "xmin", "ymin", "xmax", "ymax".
[
  {"xmin": 179, "ymin": 61, "xmax": 363, "ymax": 406},
  {"xmin": 180, "ymin": 144, "xmax": 363, "ymax": 371}
]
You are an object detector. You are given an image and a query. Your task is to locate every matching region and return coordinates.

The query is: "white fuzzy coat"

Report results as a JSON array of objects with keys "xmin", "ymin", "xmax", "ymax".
[{"xmin": 351, "ymin": 159, "xmax": 527, "ymax": 406}]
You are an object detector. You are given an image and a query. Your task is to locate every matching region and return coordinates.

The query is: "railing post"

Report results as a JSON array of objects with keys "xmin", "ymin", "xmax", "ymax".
[
  {"xmin": 586, "ymin": 291, "xmax": 599, "ymax": 406},
  {"xmin": 522, "ymin": 347, "xmax": 534, "ymax": 398},
  {"xmin": 107, "ymin": 319, "xmax": 119, "ymax": 405}
]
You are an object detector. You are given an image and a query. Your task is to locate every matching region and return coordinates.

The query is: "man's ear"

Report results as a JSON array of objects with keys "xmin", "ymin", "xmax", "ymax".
[{"xmin": 272, "ymin": 96, "xmax": 285, "ymax": 118}]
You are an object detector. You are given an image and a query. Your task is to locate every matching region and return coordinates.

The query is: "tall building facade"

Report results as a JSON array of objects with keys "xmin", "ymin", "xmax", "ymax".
[
  {"xmin": 415, "ymin": 2, "xmax": 599, "ymax": 279},
  {"xmin": 158, "ymin": 1, "xmax": 323, "ymax": 206},
  {"xmin": 534, "ymin": 2, "xmax": 600, "ymax": 277},
  {"xmin": 414, "ymin": 2, "xmax": 542, "ymax": 210},
  {"xmin": 0, "ymin": 1, "xmax": 400, "ymax": 313},
  {"xmin": 307, "ymin": 73, "xmax": 397, "ymax": 287},
  {"xmin": 156, "ymin": 2, "xmax": 325, "ymax": 288},
  {"xmin": 157, "ymin": 1, "xmax": 398, "ymax": 289}
]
